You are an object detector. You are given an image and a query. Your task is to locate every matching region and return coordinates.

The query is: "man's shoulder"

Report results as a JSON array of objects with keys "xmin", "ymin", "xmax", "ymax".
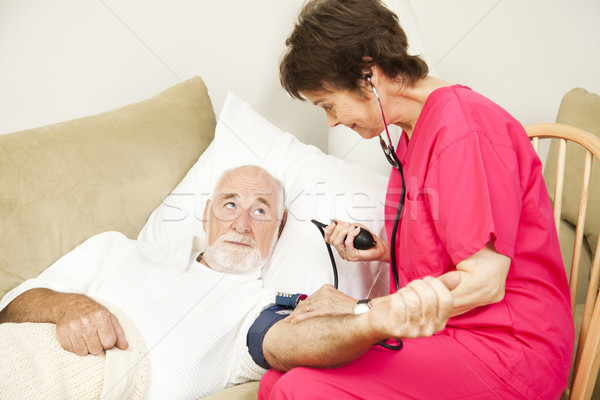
[
  {"xmin": 83, "ymin": 231, "xmax": 195, "ymax": 254},
  {"xmin": 75, "ymin": 231, "xmax": 129, "ymax": 255},
  {"xmin": 77, "ymin": 232, "xmax": 195, "ymax": 269}
]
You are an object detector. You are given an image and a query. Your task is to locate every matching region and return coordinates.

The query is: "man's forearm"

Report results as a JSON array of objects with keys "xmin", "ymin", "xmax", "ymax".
[
  {"xmin": 261, "ymin": 275, "xmax": 459, "ymax": 372},
  {"xmin": 262, "ymin": 313, "xmax": 384, "ymax": 371},
  {"xmin": 0, "ymin": 288, "xmax": 80, "ymax": 324}
]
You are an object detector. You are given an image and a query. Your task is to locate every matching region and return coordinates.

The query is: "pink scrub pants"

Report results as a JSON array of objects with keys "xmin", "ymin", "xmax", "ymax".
[{"xmin": 259, "ymin": 334, "xmax": 527, "ymax": 400}]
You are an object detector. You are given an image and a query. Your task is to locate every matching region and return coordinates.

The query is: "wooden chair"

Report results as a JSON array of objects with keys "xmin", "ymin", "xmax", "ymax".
[{"xmin": 525, "ymin": 123, "xmax": 600, "ymax": 400}]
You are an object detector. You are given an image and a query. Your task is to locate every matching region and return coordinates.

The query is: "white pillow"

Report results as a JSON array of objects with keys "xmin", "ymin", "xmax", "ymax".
[{"xmin": 138, "ymin": 92, "xmax": 390, "ymax": 299}]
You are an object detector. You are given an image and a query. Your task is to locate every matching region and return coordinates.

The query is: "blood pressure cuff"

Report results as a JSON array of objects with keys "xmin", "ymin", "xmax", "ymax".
[{"xmin": 247, "ymin": 304, "xmax": 291, "ymax": 369}]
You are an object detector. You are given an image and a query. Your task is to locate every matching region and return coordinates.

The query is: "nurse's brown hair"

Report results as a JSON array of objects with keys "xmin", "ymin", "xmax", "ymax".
[{"xmin": 280, "ymin": 0, "xmax": 429, "ymax": 100}]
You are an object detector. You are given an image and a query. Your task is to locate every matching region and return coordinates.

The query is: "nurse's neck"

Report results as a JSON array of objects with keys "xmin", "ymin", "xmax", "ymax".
[{"xmin": 389, "ymin": 76, "xmax": 452, "ymax": 138}]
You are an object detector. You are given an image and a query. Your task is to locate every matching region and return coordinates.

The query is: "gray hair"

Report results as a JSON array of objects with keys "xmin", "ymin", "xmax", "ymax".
[{"xmin": 211, "ymin": 165, "xmax": 285, "ymax": 220}]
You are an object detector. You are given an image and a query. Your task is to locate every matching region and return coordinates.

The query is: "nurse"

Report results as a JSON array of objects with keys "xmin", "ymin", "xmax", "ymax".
[{"xmin": 258, "ymin": 0, "xmax": 573, "ymax": 399}]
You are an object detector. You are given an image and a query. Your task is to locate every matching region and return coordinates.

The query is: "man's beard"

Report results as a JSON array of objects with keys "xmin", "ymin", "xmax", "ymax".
[{"xmin": 202, "ymin": 231, "xmax": 268, "ymax": 274}]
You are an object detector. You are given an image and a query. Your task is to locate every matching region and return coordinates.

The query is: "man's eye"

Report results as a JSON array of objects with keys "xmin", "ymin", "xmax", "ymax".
[
  {"xmin": 323, "ymin": 105, "xmax": 333, "ymax": 111},
  {"xmin": 253, "ymin": 208, "xmax": 271, "ymax": 219},
  {"xmin": 225, "ymin": 202, "xmax": 236, "ymax": 209}
]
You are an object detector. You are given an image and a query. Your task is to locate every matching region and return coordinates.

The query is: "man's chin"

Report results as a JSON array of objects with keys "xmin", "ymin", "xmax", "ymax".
[
  {"xmin": 209, "ymin": 260, "xmax": 265, "ymax": 275},
  {"xmin": 203, "ymin": 249, "xmax": 266, "ymax": 274}
]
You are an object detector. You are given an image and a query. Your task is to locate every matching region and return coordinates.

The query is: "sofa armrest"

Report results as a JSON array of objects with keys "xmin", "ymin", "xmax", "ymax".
[{"xmin": 200, "ymin": 381, "xmax": 259, "ymax": 400}]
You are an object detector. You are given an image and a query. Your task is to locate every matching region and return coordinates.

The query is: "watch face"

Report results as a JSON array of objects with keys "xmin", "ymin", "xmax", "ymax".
[{"xmin": 354, "ymin": 303, "xmax": 371, "ymax": 315}]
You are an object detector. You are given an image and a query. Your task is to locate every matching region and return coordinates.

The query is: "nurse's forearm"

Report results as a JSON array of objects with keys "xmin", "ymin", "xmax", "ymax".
[{"xmin": 447, "ymin": 242, "xmax": 510, "ymax": 316}]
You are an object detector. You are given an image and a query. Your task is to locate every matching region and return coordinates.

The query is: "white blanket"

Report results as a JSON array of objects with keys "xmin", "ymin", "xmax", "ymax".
[{"xmin": 0, "ymin": 300, "xmax": 149, "ymax": 400}]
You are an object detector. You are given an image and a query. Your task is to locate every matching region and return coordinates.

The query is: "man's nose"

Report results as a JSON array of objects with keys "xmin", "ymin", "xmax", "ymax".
[{"xmin": 231, "ymin": 209, "xmax": 251, "ymax": 233}]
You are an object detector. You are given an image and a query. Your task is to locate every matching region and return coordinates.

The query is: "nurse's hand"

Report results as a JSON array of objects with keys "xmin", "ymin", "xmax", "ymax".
[
  {"xmin": 286, "ymin": 284, "xmax": 355, "ymax": 323},
  {"xmin": 324, "ymin": 220, "xmax": 390, "ymax": 263},
  {"xmin": 369, "ymin": 273, "xmax": 460, "ymax": 339}
]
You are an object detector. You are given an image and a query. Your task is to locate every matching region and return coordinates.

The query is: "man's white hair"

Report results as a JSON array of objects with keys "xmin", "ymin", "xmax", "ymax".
[{"xmin": 211, "ymin": 165, "xmax": 285, "ymax": 220}]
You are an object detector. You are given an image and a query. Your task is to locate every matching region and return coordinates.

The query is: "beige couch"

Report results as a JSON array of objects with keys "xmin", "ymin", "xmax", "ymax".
[
  {"xmin": 545, "ymin": 87, "xmax": 600, "ymax": 303},
  {"xmin": 542, "ymin": 87, "xmax": 600, "ymax": 397}
]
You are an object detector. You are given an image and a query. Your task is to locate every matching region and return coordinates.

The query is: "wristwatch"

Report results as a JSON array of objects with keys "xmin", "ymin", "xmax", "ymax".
[{"xmin": 353, "ymin": 299, "xmax": 372, "ymax": 315}]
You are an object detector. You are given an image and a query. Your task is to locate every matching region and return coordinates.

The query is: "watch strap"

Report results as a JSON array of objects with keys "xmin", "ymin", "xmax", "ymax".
[{"xmin": 353, "ymin": 298, "xmax": 372, "ymax": 314}]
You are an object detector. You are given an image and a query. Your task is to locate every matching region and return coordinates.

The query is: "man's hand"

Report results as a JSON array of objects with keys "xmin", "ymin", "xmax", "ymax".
[
  {"xmin": 54, "ymin": 294, "xmax": 128, "ymax": 356},
  {"xmin": 286, "ymin": 284, "xmax": 356, "ymax": 323},
  {"xmin": 0, "ymin": 288, "xmax": 128, "ymax": 357}
]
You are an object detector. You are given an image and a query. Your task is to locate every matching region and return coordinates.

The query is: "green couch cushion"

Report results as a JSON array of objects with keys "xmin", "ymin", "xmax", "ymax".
[{"xmin": 544, "ymin": 88, "xmax": 600, "ymax": 262}]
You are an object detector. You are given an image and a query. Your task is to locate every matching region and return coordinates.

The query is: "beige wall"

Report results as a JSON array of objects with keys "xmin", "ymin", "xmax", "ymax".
[
  {"xmin": 0, "ymin": 0, "xmax": 326, "ymax": 148},
  {"xmin": 411, "ymin": 0, "xmax": 600, "ymax": 126},
  {"xmin": 1, "ymin": 0, "xmax": 599, "ymax": 161}
]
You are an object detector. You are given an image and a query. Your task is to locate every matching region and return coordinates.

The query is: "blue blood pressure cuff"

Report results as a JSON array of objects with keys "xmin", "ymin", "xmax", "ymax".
[{"xmin": 247, "ymin": 304, "xmax": 291, "ymax": 369}]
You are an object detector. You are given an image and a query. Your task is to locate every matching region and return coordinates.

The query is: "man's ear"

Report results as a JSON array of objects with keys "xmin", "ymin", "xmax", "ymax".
[
  {"xmin": 202, "ymin": 199, "xmax": 211, "ymax": 232},
  {"xmin": 278, "ymin": 210, "xmax": 288, "ymax": 238}
]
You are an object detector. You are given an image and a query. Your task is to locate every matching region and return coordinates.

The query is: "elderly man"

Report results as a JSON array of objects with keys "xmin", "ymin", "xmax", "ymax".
[{"xmin": 0, "ymin": 165, "xmax": 287, "ymax": 400}]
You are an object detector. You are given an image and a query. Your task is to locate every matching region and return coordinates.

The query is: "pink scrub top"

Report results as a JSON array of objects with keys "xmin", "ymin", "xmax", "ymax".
[{"xmin": 385, "ymin": 85, "xmax": 574, "ymax": 397}]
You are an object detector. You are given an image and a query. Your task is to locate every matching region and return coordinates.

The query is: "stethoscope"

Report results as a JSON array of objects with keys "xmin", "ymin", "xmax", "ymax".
[
  {"xmin": 366, "ymin": 73, "xmax": 405, "ymax": 294},
  {"xmin": 367, "ymin": 75, "xmax": 406, "ymax": 351},
  {"xmin": 311, "ymin": 74, "xmax": 406, "ymax": 351}
]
